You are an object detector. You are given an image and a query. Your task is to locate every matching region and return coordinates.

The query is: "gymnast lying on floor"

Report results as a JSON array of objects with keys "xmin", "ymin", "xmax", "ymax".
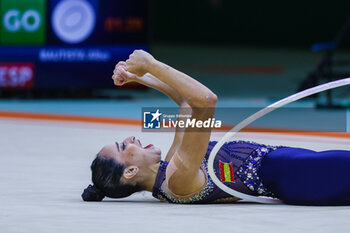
[{"xmin": 82, "ymin": 50, "xmax": 350, "ymax": 205}]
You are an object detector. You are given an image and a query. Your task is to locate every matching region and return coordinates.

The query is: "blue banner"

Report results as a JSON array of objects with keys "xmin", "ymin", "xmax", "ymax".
[{"xmin": 0, "ymin": 45, "xmax": 148, "ymax": 88}]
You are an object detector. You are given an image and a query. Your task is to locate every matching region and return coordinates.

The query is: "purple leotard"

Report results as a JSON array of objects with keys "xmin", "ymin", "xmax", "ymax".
[
  {"xmin": 152, "ymin": 141, "xmax": 279, "ymax": 204},
  {"xmin": 258, "ymin": 147, "xmax": 350, "ymax": 205},
  {"xmin": 152, "ymin": 140, "xmax": 350, "ymax": 205}
]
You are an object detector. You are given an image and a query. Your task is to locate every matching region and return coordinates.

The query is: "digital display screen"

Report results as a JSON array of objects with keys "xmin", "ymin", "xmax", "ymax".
[{"xmin": 0, "ymin": 0, "xmax": 149, "ymax": 89}]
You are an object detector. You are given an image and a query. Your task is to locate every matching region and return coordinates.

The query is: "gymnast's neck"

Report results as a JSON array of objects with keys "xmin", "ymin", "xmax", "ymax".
[{"xmin": 143, "ymin": 162, "xmax": 161, "ymax": 192}]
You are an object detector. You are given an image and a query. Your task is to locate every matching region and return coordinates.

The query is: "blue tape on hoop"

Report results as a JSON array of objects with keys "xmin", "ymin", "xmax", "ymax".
[{"xmin": 208, "ymin": 78, "xmax": 350, "ymax": 204}]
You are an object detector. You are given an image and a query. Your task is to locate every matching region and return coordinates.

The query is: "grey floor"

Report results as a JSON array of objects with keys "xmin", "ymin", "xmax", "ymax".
[{"xmin": 1, "ymin": 118, "xmax": 350, "ymax": 233}]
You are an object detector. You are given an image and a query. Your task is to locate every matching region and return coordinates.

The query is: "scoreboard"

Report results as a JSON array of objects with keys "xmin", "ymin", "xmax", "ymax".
[{"xmin": 0, "ymin": 0, "xmax": 149, "ymax": 89}]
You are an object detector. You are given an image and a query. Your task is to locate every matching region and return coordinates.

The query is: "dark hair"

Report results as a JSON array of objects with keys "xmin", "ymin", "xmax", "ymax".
[{"xmin": 82, "ymin": 155, "xmax": 143, "ymax": 201}]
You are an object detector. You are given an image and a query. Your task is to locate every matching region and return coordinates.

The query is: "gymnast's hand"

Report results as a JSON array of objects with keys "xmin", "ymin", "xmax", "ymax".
[
  {"xmin": 126, "ymin": 50, "xmax": 155, "ymax": 77},
  {"xmin": 112, "ymin": 61, "xmax": 139, "ymax": 86}
]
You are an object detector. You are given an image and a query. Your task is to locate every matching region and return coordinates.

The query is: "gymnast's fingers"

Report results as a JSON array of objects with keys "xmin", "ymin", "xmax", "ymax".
[
  {"xmin": 114, "ymin": 61, "xmax": 126, "ymax": 75},
  {"xmin": 112, "ymin": 74, "xmax": 125, "ymax": 86},
  {"xmin": 119, "ymin": 67, "xmax": 138, "ymax": 81},
  {"xmin": 115, "ymin": 61, "xmax": 126, "ymax": 69}
]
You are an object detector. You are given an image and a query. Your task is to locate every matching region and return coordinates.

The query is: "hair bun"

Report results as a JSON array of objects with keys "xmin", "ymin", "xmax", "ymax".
[{"xmin": 82, "ymin": 184, "xmax": 105, "ymax": 201}]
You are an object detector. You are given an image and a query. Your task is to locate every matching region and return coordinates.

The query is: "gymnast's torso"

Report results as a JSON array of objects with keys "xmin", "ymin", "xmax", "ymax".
[{"xmin": 152, "ymin": 141, "xmax": 280, "ymax": 204}]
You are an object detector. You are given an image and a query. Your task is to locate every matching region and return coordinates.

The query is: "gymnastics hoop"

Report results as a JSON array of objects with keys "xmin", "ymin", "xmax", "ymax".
[{"xmin": 208, "ymin": 77, "xmax": 350, "ymax": 204}]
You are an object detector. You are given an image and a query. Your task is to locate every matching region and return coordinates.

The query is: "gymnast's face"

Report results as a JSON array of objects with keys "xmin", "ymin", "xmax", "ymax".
[{"xmin": 98, "ymin": 136, "xmax": 161, "ymax": 176}]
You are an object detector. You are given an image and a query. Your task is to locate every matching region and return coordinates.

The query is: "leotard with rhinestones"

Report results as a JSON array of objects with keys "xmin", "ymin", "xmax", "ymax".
[{"xmin": 152, "ymin": 141, "xmax": 278, "ymax": 204}]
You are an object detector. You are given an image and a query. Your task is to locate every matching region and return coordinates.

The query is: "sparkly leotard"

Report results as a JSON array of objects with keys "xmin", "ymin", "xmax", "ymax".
[
  {"xmin": 152, "ymin": 141, "xmax": 279, "ymax": 204},
  {"xmin": 153, "ymin": 140, "xmax": 350, "ymax": 205}
]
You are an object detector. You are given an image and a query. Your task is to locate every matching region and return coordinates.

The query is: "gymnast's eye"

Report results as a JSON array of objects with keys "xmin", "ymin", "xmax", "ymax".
[{"xmin": 122, "ymin": 143, "xmax": 126, "ymax": 150}]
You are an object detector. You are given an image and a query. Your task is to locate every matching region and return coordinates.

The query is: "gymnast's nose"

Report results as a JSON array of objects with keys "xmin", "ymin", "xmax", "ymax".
[{"xmin": 124, "ymin": 136, "xmax": 136, "ymax": 144}]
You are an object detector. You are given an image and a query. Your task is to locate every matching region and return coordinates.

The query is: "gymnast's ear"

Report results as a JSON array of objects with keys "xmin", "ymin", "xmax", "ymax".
[{"xmin": 123, "ymin": 166, "xmax": 139, "ymax": 180}]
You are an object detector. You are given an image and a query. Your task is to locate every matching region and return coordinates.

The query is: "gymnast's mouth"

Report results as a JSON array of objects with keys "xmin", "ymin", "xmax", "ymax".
[
  {"xmin": 137, "ymin": 138, "xmax": 154, "ymax": 149},
  {"xmin": 144, "ymin": 144, "xmax": 154, "ymax": 149}
]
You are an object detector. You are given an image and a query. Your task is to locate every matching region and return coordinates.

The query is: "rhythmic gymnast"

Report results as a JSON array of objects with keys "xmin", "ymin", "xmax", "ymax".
[{"xmin": 82, "ymin": 50, "xmax": 350, "ymax": 205}]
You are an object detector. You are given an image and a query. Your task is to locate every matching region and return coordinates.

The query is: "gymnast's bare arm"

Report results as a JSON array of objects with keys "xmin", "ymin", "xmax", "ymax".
[
  {"xmin": 113, "ymin": 61, "xmax": 184, "ymax": 105},
  {"xmin": 126, "ymin": 50, "xmax": 217, "ymax": 195},
  {"xmin": 112, "ymin": 61, "xmax": 188, "ymax": 161}
]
